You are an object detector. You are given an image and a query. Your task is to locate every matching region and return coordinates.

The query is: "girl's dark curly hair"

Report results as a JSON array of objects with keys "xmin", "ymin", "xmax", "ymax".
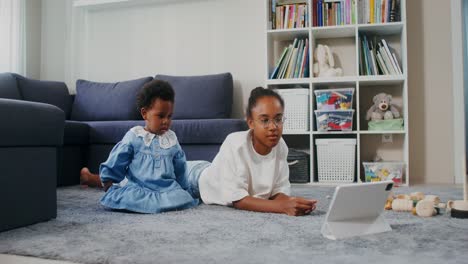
[
  {"xmin": 137, "ymin": 79, "xmax": 175, "ymax": 109},
  {"xmin": 245, "ymin": 87, "xmax": 284, "ymax": 118}
]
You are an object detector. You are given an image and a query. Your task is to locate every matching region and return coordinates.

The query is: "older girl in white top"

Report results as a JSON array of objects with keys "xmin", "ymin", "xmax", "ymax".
[{"xmin": 188, "ymin": 87, "xmax": 317, "ymax": 216}]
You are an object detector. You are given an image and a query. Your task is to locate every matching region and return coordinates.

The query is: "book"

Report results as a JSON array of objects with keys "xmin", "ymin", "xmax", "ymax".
[
  {"xmin": 376, "ymin": 51, "xmax": 389, "ymax": 75},
  {"xmin": 392, "ymin": 52, "xmax": 403, "ymax": 74},
  {"xmin": 381, "ymin": 39, "xmax": 399, "ymax": 74},
  {"xmin": 378, "ymin": 42, "xmax": 396, "ymax": 74},
  {"xmin": 283, "ymin": 5, "xmax": 289, "ymax": 28},
  {"xmin": 390, "ymin": 0, "xmax": 397, "ymax": 22},
  {"xmin": 280, "ymin": 38, "xmax": 298, "ymax": 78},
  {"xmin": 270, "ymin": 46, "xmax": 289, "ymax": 79},
  {"xmin": 318, "ymin": 0, "xmax": 322, "ymax": 26},
  {"xmin": 361, "ymin": 35, "xmax": 370, "ymax": 75},
  {"xmin": 299, "ymin": 38, "xmax": 309, "ymax": 77},
  {"xmin": 273, "ymin": 0, "xmax": 276, "ymax": 28},
  {"xmin": 369, "ymin": 40, "xmax": 378, "ymax": 75},
  {"xmin": 286, "ymin": 46, "xmax": 298, "ymax": 78},
  {"xmin": 278, "ymin": 44, "xmax": 293, "ymax": 78},
  {"xmin": 293, "ymin": 39, "xmax": 304, "ymax": 78}
]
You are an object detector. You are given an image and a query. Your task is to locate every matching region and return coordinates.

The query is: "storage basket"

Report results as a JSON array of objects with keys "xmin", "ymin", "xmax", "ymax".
[
  {"xmin": 314, "ymin": 88, "xmax": 355, "ymax": 110},
  {"xmin": 314, "ymin": 110, "xmax": 354, "ymax": 131},
  {"xmin": 287, "ymin": 149, "xmax": 310, "ymax": 183},
  {"xmin": 363, "ymin": 161, "xmax": 405, "ymax": 186},
  {"xmin": 276, "ymin": 89, "xmax": 309, "ymax": 131},
  {"xmin": 316, "ymin": 138, "xmax": 356, "ymax": 183}
]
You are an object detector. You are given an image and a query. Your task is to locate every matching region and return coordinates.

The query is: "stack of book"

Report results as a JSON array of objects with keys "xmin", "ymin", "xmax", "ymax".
[
  {"xmin": 313, "ymin": 0, "xmax": 356, "ymax": 27},
  {"xmin": 269, "ymin": 0, "xmax": 309, "ymax": 30},
  {"xmin": 359, "ymin": 34, "xmax": 402, "ymax": 76},
  {"xmin": 270, "ymin": 38, "xmax": 310, "ymax": 79},
  {"xmin": 358, "ymin": 0, "xmax": 401, "ymax": 24}
]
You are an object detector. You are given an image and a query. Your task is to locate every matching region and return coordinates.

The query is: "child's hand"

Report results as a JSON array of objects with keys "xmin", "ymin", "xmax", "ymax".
[
  {"xmin": 103, "ymin": 181, "xmax": 113, "ymax": 192},
  {"xmin": 280, "ymin": 197, "xmax": 317, "ymax": 216}
]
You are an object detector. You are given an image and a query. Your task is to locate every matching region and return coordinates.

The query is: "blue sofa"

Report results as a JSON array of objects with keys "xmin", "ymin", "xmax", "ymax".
[
  {"xmin": 0, "ymin": 72, "xmax": 247, "ymax": 187},
  {"xmin": 0, "ymin": 97, "xmax": 64, "ymax": 231}
]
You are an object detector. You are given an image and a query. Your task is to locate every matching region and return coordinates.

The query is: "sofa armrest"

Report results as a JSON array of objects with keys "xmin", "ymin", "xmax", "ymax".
[{"xmin": 0, "ymin": 98, "xmax": 65, "ymax": 146}]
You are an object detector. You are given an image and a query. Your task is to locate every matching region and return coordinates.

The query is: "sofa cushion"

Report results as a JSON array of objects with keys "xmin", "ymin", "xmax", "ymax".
[
  {"xmin": 13, "ymin": 74, "xmax": 73, "ymax": 118},
  {"xmin": 86, "ymin": 120, "xmax": 145, "ymax": 144},
  {"xmin": 85, "ymin": 119, "xmax": 247, "ymax": 144},
  {"xmin": 155, "ymin": 73, "xmax": 233, "ymax": 119},
  {"xmin": 0, "ymin": 73, "xmax": 21, "ymax": 100},
  {"xmin": 71, "ymin": 77, "xmax": 153, "ymax": 121},
  {"xmin": 64, "ymin": 121, "xmax": 89, "ymax": 145},
  {"xmin": 171, "ymin": 119, "xmax": 247, "ymax": 144}
]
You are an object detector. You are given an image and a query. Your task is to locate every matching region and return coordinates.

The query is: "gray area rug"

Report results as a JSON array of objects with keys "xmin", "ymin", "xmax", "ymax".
[{"xmin": 1, "ymin": 185, "xmax": 467, "ymax": 264}]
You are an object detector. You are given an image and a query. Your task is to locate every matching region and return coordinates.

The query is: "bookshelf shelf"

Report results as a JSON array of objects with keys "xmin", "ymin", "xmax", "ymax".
[
  {"xmin": 267, "ymin": 29, "xmax": 310, "ymax": 41},
  {"xmin": 311, "ymin": 25, "xmax": 356, "ymax": 38},
  {"xmin": 312, "ymin": 76, "xmax": 357, "ymax": 83},
  {"xmin": 266, "ymin": 78, "xmax": 311, "ymax": 85},
  {"xmin": 357, "ymin": 22, "xmax": 404, "ymax": 35},
  {"xmin": 358, "ymin": 75, "xmax": 404, "ymax": 84},
  {"xmin": 265, "ymin": 0, "xmax": 408, "ymax": 186}
]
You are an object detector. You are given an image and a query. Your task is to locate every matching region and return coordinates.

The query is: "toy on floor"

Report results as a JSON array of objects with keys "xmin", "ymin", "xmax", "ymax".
[{"xmin": 385, "ymin": 191, "xmax": 445, "ymax": 218}]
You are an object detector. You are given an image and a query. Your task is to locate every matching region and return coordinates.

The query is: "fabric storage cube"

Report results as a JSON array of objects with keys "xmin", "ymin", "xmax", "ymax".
[
  {"xmin": 287, "ymin": 149, "xmax": 309, "ymax": 183},
  {"xmin": 316, "ymin": 138, "xmax": 356, "ymax": 183},
  {"xmin": 315, "ymin": 110, "xmax": 354, "ymax": 131},
  {"xmin": 276, "ymin": 89, "xmax": 309, "ymax": 131},
  {"xmin": 363, "ymin": 161, "xmax": 405, "ymax": 186},
  {"xmin": 368, "ymin": 118, "xmax": 404, "ymax": 131},
  {"xmin": 314, "ymin": 88, "xmax": 354, "ymax": 110}
]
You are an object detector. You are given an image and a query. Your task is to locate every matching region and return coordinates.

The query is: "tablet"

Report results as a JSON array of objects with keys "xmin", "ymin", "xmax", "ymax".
[{"xmin": 321, "ymin": 181, "xmax": 393, "ymax": 240}]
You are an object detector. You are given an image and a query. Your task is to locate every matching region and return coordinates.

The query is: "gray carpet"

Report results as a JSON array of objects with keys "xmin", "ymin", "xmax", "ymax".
[{"xmin": 1, "ymin": 185, "xmax": 467, "ymax": 264}]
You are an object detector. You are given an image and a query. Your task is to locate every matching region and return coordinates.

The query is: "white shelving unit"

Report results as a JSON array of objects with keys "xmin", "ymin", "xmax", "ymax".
[{"xmin": 265, "ymin": 0, "xmax": 409, "ymax": 185}]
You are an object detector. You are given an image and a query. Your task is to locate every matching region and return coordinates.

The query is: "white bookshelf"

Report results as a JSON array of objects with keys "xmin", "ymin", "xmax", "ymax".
[{"xmin": 265, "ymin": 0, "xmax": 409, "ymax": 186}]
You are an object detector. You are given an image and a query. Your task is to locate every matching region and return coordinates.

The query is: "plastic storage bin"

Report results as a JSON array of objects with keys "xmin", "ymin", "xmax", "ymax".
[
  {"xmin": 315, "ymin": 110, "xmax": 354, "ymax": 131},
  {"xmin": 316, "ymin": 138, "xmax": 356, "ymax": 183},
  {"xmin": 287, "ymin": 149, "xmax": 310, "ymax": 183},
  {"xmin": 276, "ymin": 89, "xmax": 309, "ymax": 131},
  {"xmin": 363, "ymin": 161, "xmax": 405, "ymax": 186},
  {"xmin": 314, "ymin": 88, "xmax": 354, "ymax": 110}
]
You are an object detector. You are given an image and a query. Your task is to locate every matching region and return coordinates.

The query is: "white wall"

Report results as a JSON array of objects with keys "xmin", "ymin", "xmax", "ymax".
[
  {"xmin": 40, "ymin": 0, "xmax": 70, "ymax": 82},
  {"xmin": 25, "ymin": 0, "xmax": 42, "ymax": 79},
  {"xmin": 40, "ymin": 0, "xmax": 457, "ymax": 184},
  {"xmin": 407, "ymin": 0, "xmax": 454, "ymax": 184},
  {"xmin": 42, "ymin": 0, "xmax": 266, "ymax": 119}
]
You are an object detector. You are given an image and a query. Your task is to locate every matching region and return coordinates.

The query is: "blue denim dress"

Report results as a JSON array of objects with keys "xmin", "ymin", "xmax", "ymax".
[{"xmin": 99, "ymin": 126, "xmax": 199, "ymax": 213}]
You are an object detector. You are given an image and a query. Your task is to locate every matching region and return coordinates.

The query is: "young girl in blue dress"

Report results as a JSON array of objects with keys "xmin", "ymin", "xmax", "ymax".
[{"xmin": 81, "ymin": 80, "xmax": 199, "ymax": 213}]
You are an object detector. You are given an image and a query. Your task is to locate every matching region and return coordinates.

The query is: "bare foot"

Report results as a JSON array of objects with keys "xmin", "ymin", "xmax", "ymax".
[{"xmin": 80, "ymin": 167, "xmax": 102, "ymax": 188}]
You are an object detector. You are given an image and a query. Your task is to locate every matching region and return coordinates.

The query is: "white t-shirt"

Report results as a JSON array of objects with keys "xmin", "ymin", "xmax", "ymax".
[{"xmin": 198, "ymin": 130, "xmax": 291, "ymax": 206}]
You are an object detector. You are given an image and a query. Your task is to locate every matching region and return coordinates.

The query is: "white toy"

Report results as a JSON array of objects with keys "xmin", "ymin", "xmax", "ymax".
[
  {"xmin": 415, "ymin": 200, "xmax": 437, "ymax": 217},
  {"xmin": 313, "ymin": 44, "xmax": 343, "ymax": 78},
  {"xmin": 391, "ymin": 199, "xmax": 413, "ymax": 212}
]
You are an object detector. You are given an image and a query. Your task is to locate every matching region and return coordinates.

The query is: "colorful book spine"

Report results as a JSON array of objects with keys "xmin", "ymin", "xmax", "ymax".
[{"xmin": 318, "ymin": 0, "xmax": 322, "ymax": 26}]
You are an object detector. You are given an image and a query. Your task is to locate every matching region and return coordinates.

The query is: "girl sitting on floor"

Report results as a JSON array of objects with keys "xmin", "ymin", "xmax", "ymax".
[{"xmin": 81, "ymin": 79, "xmax": 198, "ymax": 213}]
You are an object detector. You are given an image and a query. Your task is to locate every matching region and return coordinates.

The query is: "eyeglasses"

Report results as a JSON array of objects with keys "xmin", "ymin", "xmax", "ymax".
[{"xmin": 255, "ymin": 116, "xmax": 286, "ymax": 128}]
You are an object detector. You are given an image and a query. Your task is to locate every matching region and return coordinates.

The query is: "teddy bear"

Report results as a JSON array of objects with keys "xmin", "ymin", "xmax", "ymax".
[
  {"xmin": 366, "ymin": 93, "xmax": 400, "ymax": 121},
  {"xmin": 312, "ymin": 44, "xmax": 343, "ymax": 78}
]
